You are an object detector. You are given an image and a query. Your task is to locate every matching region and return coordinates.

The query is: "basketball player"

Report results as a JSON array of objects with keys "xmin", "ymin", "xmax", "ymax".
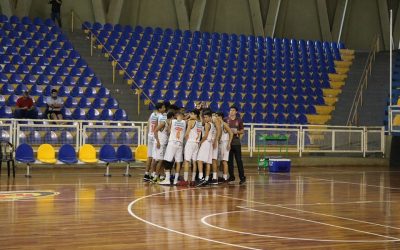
[
  {"xmin": 209, "ymin": 113, "xmax": 222, "ymax": 185},
  {"xmin": 196, "ymin": 110, "xmax": 214, "ymax": 186},
  {"xmin": 152, "ymin": 111, "xmax": 175, "ymax": 182},
  {"xmin": 159, "ymin": 111, "xmax": 186, "ymax": 185},
  {"xmin": 144, "ymin": 102, "xmax": 165, "ymax": 181},
  {"xmin": 216, "ymin": 112, "xmax": 233, "ymax": 182},
  {"xmin": 179, "ymin": 110, "xmax": 202, "ymax": 186}
]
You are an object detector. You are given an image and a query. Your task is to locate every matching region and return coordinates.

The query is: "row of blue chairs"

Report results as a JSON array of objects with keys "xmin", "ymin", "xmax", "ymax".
[
  {"xmin": 0, "ymin": 74, "xmax": 101, "ymax": 87},
  {"xmin": 0, "ymin": 84, "xmax": 109, "ymax": 96},
  {"xmin": 15, "ymin": 143, "xmax": 135, "ymax": 177}
]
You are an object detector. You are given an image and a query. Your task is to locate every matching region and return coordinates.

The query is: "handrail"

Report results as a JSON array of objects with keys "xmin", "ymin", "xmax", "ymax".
[
  {"xmin": 70, "ymin": 10, "xmax": 155, "ymax": 112},
  {"xmin": 346, "ymin": 35, "xmax": 380, "ymax": 126}
]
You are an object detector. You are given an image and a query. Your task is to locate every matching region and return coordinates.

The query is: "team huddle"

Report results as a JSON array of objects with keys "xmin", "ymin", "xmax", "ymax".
[{"xmin": 143, "ymin": 102, "xmax": 246, "ymax": 186}]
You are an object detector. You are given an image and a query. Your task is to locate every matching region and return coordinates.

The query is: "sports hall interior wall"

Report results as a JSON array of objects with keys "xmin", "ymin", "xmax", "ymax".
[{"xmin": 0, "ymin": 0, "xmax": 398, "ymax": 51}]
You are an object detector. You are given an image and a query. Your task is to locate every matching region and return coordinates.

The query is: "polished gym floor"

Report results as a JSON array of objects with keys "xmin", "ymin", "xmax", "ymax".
[{"xmin": 1, "ymin": 165, "xmax": 400, "ymax": 249}]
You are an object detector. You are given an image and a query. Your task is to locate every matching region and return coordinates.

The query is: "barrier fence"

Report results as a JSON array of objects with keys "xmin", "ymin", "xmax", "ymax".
[{"xmin": 0, "ymin": 119, "xmax": 385, "ymax": 157}]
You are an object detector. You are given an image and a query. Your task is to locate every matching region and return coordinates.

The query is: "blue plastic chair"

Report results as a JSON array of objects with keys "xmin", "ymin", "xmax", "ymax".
[
  {"xmin": 0, "ymin": 106, "xmax": 13, "ymax": 118},
  {"xmin": 114, "ymin": 109, "xmax": 127, "ymax": 121},
  {"xmin": 15, "ymin": 143, "xmax": 35, "ymax": 177},
  {"xmin": 58, "ymin": 144, "xmax": 78, "ymax": 164},
  {"xmin": 99, "ymin": 144, "xmax": 118, "ymax": 177},
  {"xmin": 117, "ymin": 144, "xmax": 135, "ymax": 177}
]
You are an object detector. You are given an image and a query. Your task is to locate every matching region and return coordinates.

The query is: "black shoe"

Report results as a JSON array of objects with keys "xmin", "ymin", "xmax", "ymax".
[
  {"xmin": 239, "ymin": 178, "xmax": 246, "ymax": 185},
  {"xmin": 143, "ymin": 174, "xmax": 152, "ymax": 182},
  {"xmin": 227, "ymin": 176, "xmax": 235, "ymax": 183},
  {"xmin": 218, "ymin": 177, "xmax": 225, "ymax": 183},
  {"xmin": 209, "ymin": 179, "xmax": 218, "ymax": 185},
  {"xmin": 196, "ymin": 178, "xmax": 207, "ymax": 187}
]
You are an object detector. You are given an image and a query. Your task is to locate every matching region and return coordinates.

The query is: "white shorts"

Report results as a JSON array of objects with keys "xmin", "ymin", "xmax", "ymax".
[
  {"xmin": 184, "ymin": 141, "xmax": 199, "ymax": 162},
  {"xmin": 212, "ymin": 141, "xmax": 218, "ymax": 160},
  {"xmin": 153, "ymin": 140, "xmax": 167, "ymax": 161},
  {"xmin": 218, "ymin": 141, "xmax": 230, "ymax": 162},
  {"xmin": 197, "ymin": 140, "xmax": 212, "ymax": 164},
  {"xmin": 147, "ymin": 135, "xmax": 154, "ymax": 158},
  {"xmin": 164, "ymin": 141, "xmax": 183, "ymax": 163}
]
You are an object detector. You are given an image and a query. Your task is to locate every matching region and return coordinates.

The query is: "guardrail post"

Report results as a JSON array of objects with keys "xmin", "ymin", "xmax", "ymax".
[
  {"xmin": 363, "ymin": 127, "xmax": 366, "ymax": 158},
  {"xmin": 90, "ymin": 33, "xmax": 93, "ymax": 56},
  {"xmin": 71, "ymin": 10, "xmax": 74, "ymax": 33}
]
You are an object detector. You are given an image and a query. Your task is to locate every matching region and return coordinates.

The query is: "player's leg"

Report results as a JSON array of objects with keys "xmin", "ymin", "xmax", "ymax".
[
  {"xmin": 173, "ymin": 143, "xmax": 183, "ymax": 185},
  {"xmin": 159, "ymin": 144, "xmax": 174, "ymax": 185},
  {"xmin": 144, "ymin": 136, "xmax": 154, "ymax": 181}
]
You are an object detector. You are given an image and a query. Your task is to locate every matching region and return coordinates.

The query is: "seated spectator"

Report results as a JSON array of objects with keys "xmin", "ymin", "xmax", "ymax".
[
  {"xmin": 14, "ymin": 91, "xmax": 38, "ymax": 119},
  {"xmin": 46, "ymin": 89, "xmax": 64, "ymax": 120}
]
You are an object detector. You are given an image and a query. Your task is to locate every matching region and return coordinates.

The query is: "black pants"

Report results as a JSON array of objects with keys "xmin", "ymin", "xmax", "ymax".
[
  {"xmin": 14, "ymin": 109, "xmax": 38, "ymax": 119},
  {"xmin": 51, "ymin": 12, "xmax": 62, "ymax": 27},
  {"xmin": 228, "ymin": 144, "xmax": 245, "ymax": 180}
]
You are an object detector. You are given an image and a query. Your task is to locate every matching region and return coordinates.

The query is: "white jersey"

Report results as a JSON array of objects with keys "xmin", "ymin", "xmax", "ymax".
[
  {"xmin": 148, "ymin": 112, "xmax": 159, "ymax": 137},
  {"xmin": 157, "ymin": 113, "xmax": 168, "ymax": 142},
  {"xmin": 220, "ymin": 122, "xmax": 229, "ymax": 142},
  {"xmin": 187, "ymin": 120, "xmax": 202, "ymax": 143},
  {"xmin": 203, "ymin": 122, "xmax": 214, "ymax": 142},
  {"xmin": 169, "ymin": 119, "xmax": 186, "ymax": 143}
]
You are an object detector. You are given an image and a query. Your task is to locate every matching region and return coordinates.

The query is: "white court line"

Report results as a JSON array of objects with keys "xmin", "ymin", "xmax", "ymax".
[
  {"xmin": 218, "ymin": 195, "xmax": 400, "ymax": 231},
  {"xmin": 305, "ymin": 176, "xmax": 400, "ymax": 190},
  {"xmin": 201, "ymin": 209, "xmax": 400, "ymax": 243},
  {"xmin": 266, "ymin": 200, "xmax": 395, "ymax": 207},
  {"xmin": 127, "ymin": 187, "xmax": 261, "ymax": 250}
]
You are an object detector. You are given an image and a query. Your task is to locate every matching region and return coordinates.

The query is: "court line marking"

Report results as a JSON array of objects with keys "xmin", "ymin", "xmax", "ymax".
[
  {"xmin": 304, "ymin": 176, "xmax": 400, "ymax": 190},
  {"xmin": 218, "ymin": 195, "xmax": 400, "ymax": 231},
  {"xmin": 201, "ymin": 209, "xmax": 400, "ymax": 243},
  {"xmin": 127, "ymin": 187, "xmax": 261, "ymax": 250},
  {"xmin": 263, "ymin": 200, "xmax": 395, "ymax": 206}
]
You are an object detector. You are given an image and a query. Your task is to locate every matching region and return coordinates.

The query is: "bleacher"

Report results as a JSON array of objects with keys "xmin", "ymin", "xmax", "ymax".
[
  {"xmin": 0, "ymin": 15, "xmax": 128, "ymax": 121},
  {"xmin": 83, "ymin": 22, "xmax": 354, "ymax": 125}
]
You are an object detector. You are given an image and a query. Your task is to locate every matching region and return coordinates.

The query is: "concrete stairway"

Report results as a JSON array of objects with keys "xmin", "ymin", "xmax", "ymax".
[
  {"xmin": 330, "ymin": 52, "xmax": 368, "ymax": 125},
  {"xmin": 65, "ymin": 30, "xmax": 151, "ymax": 122}
]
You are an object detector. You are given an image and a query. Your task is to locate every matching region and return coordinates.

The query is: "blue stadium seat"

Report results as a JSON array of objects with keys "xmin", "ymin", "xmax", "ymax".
[
  {"xmin": 87, "ymin": 108, "xmax": 100, "ymax": 120},
  {"xmin": 100, "ymin": 109, "xmax": 114, "ymax": 120},
  {"xmin": 72, "ymin": 108, "xmax": 86, "ymax": 120},
  {"xmin": 114, "ymin": 109, "xmax": 127, "ymax": 121},
  {"xmin": 58, "ymin": 144, "xmax": 78, "ymax": 164}
]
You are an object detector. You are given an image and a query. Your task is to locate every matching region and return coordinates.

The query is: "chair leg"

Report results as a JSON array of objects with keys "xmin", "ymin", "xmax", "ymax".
[
  {"xmin": 12, "ymin": 160, "xmax": 15, "ymax": 178},
  {"xmin": 123, "ymin": 163, "xmax": 131, "ymax": 177},
  {"xmin": 7, "ymin": 161, "xmax": 10, "ymax": 177},
  {"xmin": 104, "ymin": 163, "xmax": 111, "ymax": 177},
  {"xmin": 25, "ymin": 164, "xmax": 31, "ymax": 178}
]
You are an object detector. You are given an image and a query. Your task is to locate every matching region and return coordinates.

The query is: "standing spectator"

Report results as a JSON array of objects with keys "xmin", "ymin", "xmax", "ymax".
[
  {"xmin": 49, "ymin": 0, "xmax": 62, "ymax": 27},
  {"xmin": 14, "ymin": 91, "xmax": 38, "ymax": 119},
  {"xmin": 224, "ymin": 106, "xmax": 246, "ymax": 185},
  {"xmin": 46, "ymin": 89, "xmax": 64, "ymax": 120}
]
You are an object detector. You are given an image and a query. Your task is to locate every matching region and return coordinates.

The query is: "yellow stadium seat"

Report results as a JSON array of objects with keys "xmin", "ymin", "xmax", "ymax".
[
  {"xmin": 135, "ymin": 145, "xmax": 148, "ymax": 162},
  {"xmin": 37, "ymin": 144, "xmax": 57, "ymax": 164},
  {"xmin": 79, "ymin": 144, "xmax": 98, "ymax": 163},
  {"xmin": 394, "ymin": 115, "xmax": 400, "ymax": 126}
]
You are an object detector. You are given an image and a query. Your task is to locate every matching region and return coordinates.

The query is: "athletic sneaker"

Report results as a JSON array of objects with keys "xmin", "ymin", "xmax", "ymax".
[
  {"xmin": 189, "ymin": 181, "xmax": 196, "ymax": 186},
  {"xmin": 209, "ymin": 179, "xmax": 218, "ymax": 185},
  {"xmin": 143, "ymin": 174, "xmax": 152, "ymax": 182},
  {"xmin": 218, "ymin": 177, "xmax": 225, "ymax": 183},
  {"xmin": 159, "ymin": 179, "xmax": 171, "ymax": 186},
  {"xmin": 177, "ymin": 180, "xmax": 189, "ymax": 186},
  {"xmin": 239, "ymin": 178, "xmax": 246, "ymax": 185},
  {"xmin": 227, "ymin": 176, "xmax": 235, "ymax": 183},
  {"xmin": 196, "ymin": 178, "xmax": 207, "ymax": 187},
  {"xmin": 173, "ymin": 179, "xmax": 179, "ymax": 186}
]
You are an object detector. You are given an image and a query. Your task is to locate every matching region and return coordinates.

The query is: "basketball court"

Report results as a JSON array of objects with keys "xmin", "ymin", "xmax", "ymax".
[{"xmin": 1, "ymin": 165, "xmax": 399, "ymax": 249}]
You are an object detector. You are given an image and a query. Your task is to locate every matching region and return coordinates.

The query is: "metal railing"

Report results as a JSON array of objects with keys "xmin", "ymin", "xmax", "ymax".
[
  {"xmin": 0, "ymin": 119, "xmax": 385, "ymax": 157},
  {"xmin": 70, "ymin": 10, "xmax": 155, "ymax": 115},
  {"xmin": 346, "ymin": 35, "xmax": 380, "ymax": 126}
]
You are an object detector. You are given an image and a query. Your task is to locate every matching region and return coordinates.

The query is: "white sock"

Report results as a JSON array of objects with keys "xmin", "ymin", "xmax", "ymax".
[
  {"xmin": 205, "ymin": 176, "xmax": 209, "ymax": 181},
  {"xmin": 154, "ymin": 174, "xmax": 158, "ymax": 179},
  {"xmin": 145, "ymin": 171, "xmax": 149, "ymax": 175},
  {"xmin": 151, "ymin": 172, "xmax": 156, "ymax": 177},
  {"xmin": 165, "ymin": 171, "xmax": 170, "ymax": 181},
  {"xmin": 218, "ymin": 171, "xmax": 223, "ymax": 178},
  {"xmin": 199, "ymin": 172, "xmax": 203, "ymax": 179},
  {"xmin": 174, "ymin": 173, "xmax": 179, "ymax": 181},
  {"xmin": 213, "ymin": 172, "xmax": 217, "ymax": 180},
  {"xmin": 192, "ymin": 172, "xmax": 196, "ymax": 181},
  {"xmin": 223, "ymin": 174, "xmax": 228, "ymax": 180},
  {"xmin": 184, "ymin": 172, "xmax": 189, "ymax": 181}
]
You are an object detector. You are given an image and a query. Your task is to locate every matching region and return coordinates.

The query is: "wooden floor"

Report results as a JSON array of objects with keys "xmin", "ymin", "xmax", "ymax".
[{"xmin": 1, "ymin": 165, "xmax": 400, "ymax": 249}]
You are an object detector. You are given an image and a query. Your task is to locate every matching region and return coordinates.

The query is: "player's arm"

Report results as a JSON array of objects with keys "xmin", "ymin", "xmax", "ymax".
[
  {"xmin": 214, "ymin": 120, "xmax": 221, "ymax": 149},
  {"xmin": 184, "ymin": 120, "xmax": 194, "ymax": 141},
  {"xmin": 200, "ymin": 123, "xmax": 210, "ymax": 145},
  {"xmin": 154, "ymin": 121, "xmax": 165, "ymax": 148},
  {"xmin": 166, "ymin": 120, "xmax": 172, "ymax": 134},
  {"xmin": 238, "ymin": 118, "xmax": 244, "ymax": 140},
  {"xmin": 223, "ymin": 122, "xmax": 233, "ymax": 150}
]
